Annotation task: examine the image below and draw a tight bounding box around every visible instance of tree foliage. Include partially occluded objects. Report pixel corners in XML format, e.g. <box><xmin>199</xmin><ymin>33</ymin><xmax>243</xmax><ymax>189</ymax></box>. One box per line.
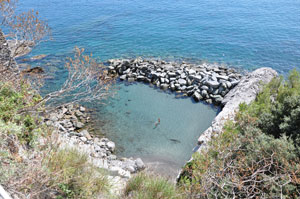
<box><xmin>0</xmin><ymin>0</ymin><xmax>51</xmax><ymax>61</ymax></box>
<box><xmin>40</xmin><ymin>47</ymin><xmax>115</xmax><ymax>108</ymax></box>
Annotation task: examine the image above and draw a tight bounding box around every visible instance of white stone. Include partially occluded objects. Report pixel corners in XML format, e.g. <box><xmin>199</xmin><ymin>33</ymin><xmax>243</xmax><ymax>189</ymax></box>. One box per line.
<box><xmin>107</xmin><ymin>141</ymin><xmax>116</xmax><ymax>152</ymax></box>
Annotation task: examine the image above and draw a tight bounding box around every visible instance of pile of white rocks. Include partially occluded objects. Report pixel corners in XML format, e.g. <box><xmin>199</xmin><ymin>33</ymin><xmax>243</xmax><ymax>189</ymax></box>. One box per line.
<box><xmin>107</xmin><ymin>58</ymin><xmax>243</xmax><ymax>105</ymax></box>
<box><xmin>44</xmin><ymin>104</ymin><xmax>145</xmax><ymax>180</ymax></box>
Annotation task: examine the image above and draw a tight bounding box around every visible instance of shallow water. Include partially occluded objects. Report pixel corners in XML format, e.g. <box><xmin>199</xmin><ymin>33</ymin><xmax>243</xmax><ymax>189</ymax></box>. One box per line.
<box><xmin>93</xmin><ymin>82</ymin><xmax>218</xmax><ymax>177</ymax></box>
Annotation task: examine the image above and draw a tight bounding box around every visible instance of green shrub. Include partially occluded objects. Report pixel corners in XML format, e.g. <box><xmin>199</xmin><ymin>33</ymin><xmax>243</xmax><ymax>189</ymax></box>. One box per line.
<box><xmin>47</xmin><ymin>148</ymin><xmax>109</xmax><ymax>199</ymax></box>
<box><xmin>240</xmin><ymin>69</ymin><xmax>300</xmax><ymax>144</ymax></box>
<box><xmin>179</xmin><ymin>69</ymin><xmax>300</xmax><ymax>198</ymax></box>
<box><xmin>179</xmin><ymin>121</ymin><xmax>300</xmax><ymax>198</ymax></box>
<box><xmin>124</xmin><ymin>173</ymin><xmax>182</xmax><ymax>199</ymax></box>
<box><xmin>0</xmin><ymin>82</ymin><xmax>109</xmax><ymax>198</ymax></box>
<box><xmin>0</xmin><ymin>82</ymin><xmax>42</xmax><ymax>146</ymax></box>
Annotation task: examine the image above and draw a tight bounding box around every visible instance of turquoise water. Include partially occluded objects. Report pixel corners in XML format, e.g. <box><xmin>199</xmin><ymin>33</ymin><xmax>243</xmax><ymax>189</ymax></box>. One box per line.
<box><xmin>15</xmin><ymin>0</ymin><xmax>300</xmax><ymax>175</ymax></box>
<box><xmin>94</xmin><ymin>82</ymin><xmax>218</xmax><ymax>176</ymax></box>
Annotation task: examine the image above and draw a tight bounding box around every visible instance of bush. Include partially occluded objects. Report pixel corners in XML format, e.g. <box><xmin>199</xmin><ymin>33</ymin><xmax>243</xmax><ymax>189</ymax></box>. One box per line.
<box><xmin>0</xmin><ymin>83</ymin><xmax>110</xmax><ymax>199</ymax></box>
<box><xmin>0</xmin><ymin>82</ymin><xmax>43</xmax><ymax>146</ymax></box>
<box><xmin>179</xmin><ymin>120</ymin><xmax>300</xmax><ymax>198</ymax></box>
<box><xmin>178</xmin><ymin>69</ymin><xmax>300</xmax><ymax>198</ymax></box>
<box><xmin>47</xmin><ymin>148</ymin><xmax>109</xmax><ymax>199</ymax></box>
<box><xmin>124</xmin><ymin>173</ymin><xmax>182</xmax><ymax>199</ymax></box>
<box><xmin>241</xmin><ymin>69</ymin><xmax>300</xmax><ymax>144</ymax></box>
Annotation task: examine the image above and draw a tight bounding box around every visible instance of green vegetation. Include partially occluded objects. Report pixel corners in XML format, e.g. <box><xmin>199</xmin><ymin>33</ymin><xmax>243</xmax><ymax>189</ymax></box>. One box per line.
<box><xmin>0</xmin><ymin>82</ymin><xmax>110</xmax><ymax>199</ymax></box>
<box><xmin>0</xmin><ymin>82</ymin><xmax>43</xmax><ymax>146</ymax></box>
<box><xmin>48</xmin><ymin>148</ymin><xmax>109</xmax><ymax>199</ymax></box>
<box><xmin>124</xmin><ymin>172</ymin><xmax>182</xmax><ymax>199</ymax></box>
<box><xmin>179</xmin><ymin>70</ymin><xmax>300</xmax><ymax>198</ymax></box>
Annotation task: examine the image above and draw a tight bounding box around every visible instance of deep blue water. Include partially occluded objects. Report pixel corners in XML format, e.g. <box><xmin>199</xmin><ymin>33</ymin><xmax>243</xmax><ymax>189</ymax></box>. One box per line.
<box><xmin>15</xmin><ymin>0</ymin><xmax>300</xmax><ymax>176</ymax></box>
<box><xmin>18</xmin><ymin>0</ymin><xmax>300</xmax><ymax>73</ymax></box>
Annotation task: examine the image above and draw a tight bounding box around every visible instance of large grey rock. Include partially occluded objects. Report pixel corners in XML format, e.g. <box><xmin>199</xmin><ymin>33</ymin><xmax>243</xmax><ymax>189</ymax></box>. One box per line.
<box><xmin>178</xmin><ymin>79</ymin><xmax>187</xmax><ymax>85</ymax></box>
<box><xmin>119</xmin><ymin>75</ymin><xmax>127</xmax><ymax>81</ymax></box>
<box><xmin>188</xmin><ymin>69</ymin><xmax>196</xmax><ymax>75</ymax></box>
<box><xmin>192</xmin><ymin>91</ymin><xmax>202</xmax><ymax>102</ymax></box>
<box><xmin>80</xmin><ymin>130</ymin><xmax>92</xmax><ymax>140</ymax></box>
<box><xmin>135</xmin><ymin>158</ymin><xmax>145</xmax><ymax>170</ymax></box>
<box><xmin>197</xmin><ymin>67</ymin><xmax>278</xmax><ymax>150</ymax></box>
<box><xmin>74</xmin><ymin>121</ymin><xmax>84</xmax><ymax>129</ymax></box>
<box><xmin>168</xmin><ymin>72</ymin><xmax>176</xmax><ymax>77</ymax></box>
<box><xmin>160</xmin><ymin>84</ymin><xmax>169</xmax><ymax>90</ymax></box>
<box><xmin>107</xmin><ymin>141</ymin><xmax>116</xmax><ymax>152</ymax></box>
<box><xmin>128</xmin><ymin>77</ymin><xmax>135</xmax><ymax>82</ymax></box>
<box><xmin>206</xmin><ymin>80</ymin><xmax>220</xmax><ymax>88</ymax></box>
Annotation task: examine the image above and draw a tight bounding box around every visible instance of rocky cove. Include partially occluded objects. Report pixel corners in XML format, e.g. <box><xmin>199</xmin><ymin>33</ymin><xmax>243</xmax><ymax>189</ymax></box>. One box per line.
<box><xmin>44</xmin><ymin>58</ymin><xmax>278</xmax><ymax>183</ymax></box>
<box><xmin>38</xmin><ymin>58</ymin><xmax>247</xmax><ymax>187</ymax></box>
<box><xmin>104</xmin><ymin>58</ymin><xmax>277</xmax><ymax>181</ymax></box>
<box><xmin>0</xmin><ymin>26</ymin><xmax>278</xmax><ymax>195</ymax></box>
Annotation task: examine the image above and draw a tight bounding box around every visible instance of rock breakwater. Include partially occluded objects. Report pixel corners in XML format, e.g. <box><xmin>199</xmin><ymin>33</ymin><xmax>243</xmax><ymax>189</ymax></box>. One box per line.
<box><xmin>107</xmin><ymin>58</ymin><xmax>243</xmax><ymax>105</ymax></box>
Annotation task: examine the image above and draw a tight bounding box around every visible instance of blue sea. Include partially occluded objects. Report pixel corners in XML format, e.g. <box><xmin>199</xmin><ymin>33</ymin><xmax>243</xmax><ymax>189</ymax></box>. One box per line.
<box><xmin>16</xmin><ymin>0</ymin><xmax>300</xmax><ymax>177</ymax></box>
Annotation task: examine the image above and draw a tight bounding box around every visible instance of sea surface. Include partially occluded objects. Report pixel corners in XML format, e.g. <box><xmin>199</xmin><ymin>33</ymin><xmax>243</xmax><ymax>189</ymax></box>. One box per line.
<box><xmin>15</xmin><ymin>0</ymin><xmax>300</xmax><ymax>177</ymax></box>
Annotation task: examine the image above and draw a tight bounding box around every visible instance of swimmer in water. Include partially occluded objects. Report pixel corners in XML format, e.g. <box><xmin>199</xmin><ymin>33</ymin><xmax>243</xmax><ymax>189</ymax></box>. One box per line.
<box><xmin>154</xmin><ymin>118</ymin><xmax>160</xmax><ymax>128</ymax></box>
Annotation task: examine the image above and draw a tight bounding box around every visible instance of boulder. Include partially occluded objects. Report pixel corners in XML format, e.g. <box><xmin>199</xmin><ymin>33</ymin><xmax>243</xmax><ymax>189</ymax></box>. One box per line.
<box><xmin>74</xmin><ymin>121</ymin><xmax>84</xmax><ymax>129</ymax></box>
<box><xmin>178</xmin><ymin>79</ymin><xmax>187</xmax><ymax>85</ymax></box>
<box><xmin>160</xmin><ymin>84</ymin><xmax>169</xmax><ymax>90</ymax></box>
<box><xmin>201</xmin><ymin>89</ymin><xmax>208</xmax><ymax>96</ymax></box>
<box><xmin>193</xmin><ymin>75</ymin><xmax>202</xmax><ymax>82</ymax></box>
<box><xmin>80</xmin><ymin>130</ymin><xmax>92</xmax><ymax>140</ymax></box>
<box><xmin>168</xmin><ymin>72</ymin><xmax>176</xmax><ymax>77</ymax></box>
<box><xmin>135</xmin><ymin>158</ymin><xmax>145</xmax><ymax>170</ymax></box>
<box><xmin>192</xmin><ymin>91</ymin><xmax>202</xmax><ymax>102</ymax></box>
<box><xmin>128</xmin><ymin>77</ymin><xmax>135</xmax><ymax>82</ymax></box>
<box><xmin>120</xmin><ymin>75</ymin><xmax>127</xmax><ymax>81</ymax></box>
<box><xmin>79</xmin><ymin>106</ymin><xmax>86</xmax><ymax>112</ymax></box>
<box><xmin>188</xmin><ymin>69</ymin><xmax>196</xmax><ymax>75</ymax></box>
<box><xmin>107</xmin><ymin>141</ymin><xmax>116</xmax><ymax>152</ymax></box>
<box><xmin>206</xmin><ymin>80</ymin><xmax>220</xmax><ymax>88</ymax></box>
<box><xmin>137</xmin><ymin>76</ymin><xmax>145</xmax><ymax>81</ymax></box>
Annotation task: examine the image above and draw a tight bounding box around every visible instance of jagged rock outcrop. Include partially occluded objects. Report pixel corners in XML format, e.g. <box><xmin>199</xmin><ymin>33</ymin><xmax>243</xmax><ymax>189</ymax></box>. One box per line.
<box><xmin>197</xmin><ymin>67</ymin><xmax>278</xmax><ymax>151</ymax></box>
<box><xmin>0</xmin><ymin>29</ymin><xmax>18</xmax><ymax>81</ymax></box>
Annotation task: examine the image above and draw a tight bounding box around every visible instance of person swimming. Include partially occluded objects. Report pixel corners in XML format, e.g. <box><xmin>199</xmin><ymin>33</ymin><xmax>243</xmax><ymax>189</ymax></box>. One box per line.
<box><xmin>154</xmin><ymin>118</ymin><xmax>160</xmax><ymax>128</ymax></box>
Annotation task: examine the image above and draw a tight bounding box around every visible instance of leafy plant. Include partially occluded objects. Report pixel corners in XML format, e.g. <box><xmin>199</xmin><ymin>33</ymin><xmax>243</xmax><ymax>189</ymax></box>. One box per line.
<box><xmin>178</xmin><ymin>69</ymin><xmax>300</xmax><ymax>198</ymax></box>
<box><xmin>124</xmin><ymin>173</ymin><xmax>182</xmax><ymax>199</ymax></box>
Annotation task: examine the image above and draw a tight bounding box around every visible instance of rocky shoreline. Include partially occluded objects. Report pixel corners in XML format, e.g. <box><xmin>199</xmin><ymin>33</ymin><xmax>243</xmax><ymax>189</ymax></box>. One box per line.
<box><xmin>43</xmin><ymin>104</ymin><xmax>145</xmax><ymax>194</ymax></box>
<box><xmin>107</xmin><ymin>58</ymin><xmax>243</xmax><ymax>105</ymax></box>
